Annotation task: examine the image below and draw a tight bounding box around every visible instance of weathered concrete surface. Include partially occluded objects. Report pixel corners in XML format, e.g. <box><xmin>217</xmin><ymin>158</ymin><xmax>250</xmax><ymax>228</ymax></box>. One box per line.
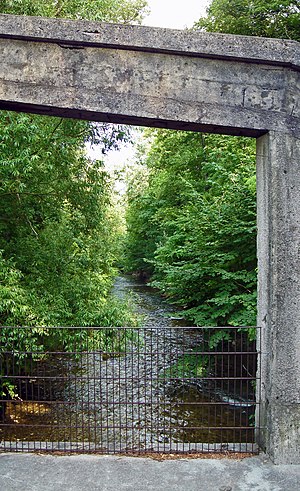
<box><xmin>0</xmin><ymin>13</ymin><xmax>299</xmax><ymax>464</ymax></box>
<box><xmin>0</xmin><ymin>453</ymin><xmax>300</xmax><ymax>491</ymax></box>
<box><xmin>0</xmin><ymin>14</ymin><xmax>299</xmax><ymax>137</ymax></box>
<box><xmin>0</xmin><ymin>14</ymin><xmax>299</xmax><ymax>69</ymax></box>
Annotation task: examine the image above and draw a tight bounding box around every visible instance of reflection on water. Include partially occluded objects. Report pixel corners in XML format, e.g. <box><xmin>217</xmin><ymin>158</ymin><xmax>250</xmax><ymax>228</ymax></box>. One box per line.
<box><xmin>166</xmin><ymin>387</ymin><xmax>254</xmax><ymax>444</ymax></box>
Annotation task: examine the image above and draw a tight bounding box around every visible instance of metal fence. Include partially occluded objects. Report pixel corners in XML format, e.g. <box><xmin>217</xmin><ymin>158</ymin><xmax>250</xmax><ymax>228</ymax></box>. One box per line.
<box><xmin>0</xmin><ymin>326</ymin><xmax>261</xmax><ymax>454</ymax></box>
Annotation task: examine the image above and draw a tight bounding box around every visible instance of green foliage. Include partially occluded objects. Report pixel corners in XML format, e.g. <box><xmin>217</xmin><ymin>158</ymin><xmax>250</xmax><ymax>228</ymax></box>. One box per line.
<box><xmin>0</xmin><ymin>110</ymin><xmax>140</xmax><ymax>410</ymax></box>
<box><xmin>0</xmin><ymin>251</ymin><xmax>35</xmax><ymax>326</ymax></box>
<box><xmin>123</xmin><ymin>166</ymin><xmax>159</xmax><ymax>277</ymax></box>
<box><xmin>0</xmin><ymin>114</ymin><xmax>140</xmax><ymax>402</ymax></box>
<box><xmin>1</xmin><ymin>379</ymin><xmax>19</xmax><ymax>399</ymax></box>
<box><xmin>195</xmin><ymin>0</ymin><xmax>300</xmax><ymax>40</ymax></box>
<box><xmin>0</xmin><ymin>108</ymin><xmax>142</xmax><ymax>328</ymax></box>
<box><xmin>164</xmin><ymin>349</ymin><xmax>208</xmax><ymax>380</ymax></box>
<box><xmin>124</xmin><ymin>130</ymin><xmax>257</xmax><ymax>327</ymax></box>
<box><xmin>0</xmin><ymin>0</ymin><xmax>149</xmax><ymax>24</ymax></box>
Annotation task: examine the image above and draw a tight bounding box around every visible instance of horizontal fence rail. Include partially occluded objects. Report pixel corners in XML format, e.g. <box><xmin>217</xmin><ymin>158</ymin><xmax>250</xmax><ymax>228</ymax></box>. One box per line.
<box><xmin>0</xmin><ymin>326</ymin><xmax>261</xmax><ymax>454</ymax></box>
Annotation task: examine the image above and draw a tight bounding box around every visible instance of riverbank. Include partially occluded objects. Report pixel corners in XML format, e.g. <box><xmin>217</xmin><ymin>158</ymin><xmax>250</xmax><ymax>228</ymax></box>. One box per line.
<box><xmin>0</xmin><ymin>452</ymin><xmax>299</xmax><ymax>490</ymax></box>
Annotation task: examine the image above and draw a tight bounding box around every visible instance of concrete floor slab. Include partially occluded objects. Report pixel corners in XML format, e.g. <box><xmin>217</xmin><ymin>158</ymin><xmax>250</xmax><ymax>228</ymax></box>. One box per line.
<box><xmin>0</xmin><ymin>453</ymin><xmax>300</xmax><ymax>491</ymax></box>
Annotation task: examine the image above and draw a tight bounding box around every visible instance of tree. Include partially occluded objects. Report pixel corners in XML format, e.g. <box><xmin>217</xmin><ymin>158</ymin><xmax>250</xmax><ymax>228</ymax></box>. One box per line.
<box><xmin>195</xmin><ymin>0</ymin><xmax>300</xmax><ymax>40</ymax></box>
<box><xmin>0</xmin><ymin>0</ymin><xmax>149</xmax><ymax>24</ymax></box>
<box><xmin>0</xmin><ymin>0</ymin><xmax>148</xmax><ymax>328</ymax></box>
<box><xmin>124</xmin><ymin>130</ymin><xmax>257</xmax><ymax>327</ymax></box>
<box><xmin>0</xmin><ymin>104</ymin><xmax>137</xmax><ymax>327</ymax></box>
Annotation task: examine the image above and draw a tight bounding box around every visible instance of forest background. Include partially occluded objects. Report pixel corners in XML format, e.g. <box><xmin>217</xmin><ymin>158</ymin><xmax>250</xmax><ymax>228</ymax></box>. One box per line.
<box><xmin>0</xmin><ymin>1</ymin><xmax>299</xmax><ymax>393</ymax></box>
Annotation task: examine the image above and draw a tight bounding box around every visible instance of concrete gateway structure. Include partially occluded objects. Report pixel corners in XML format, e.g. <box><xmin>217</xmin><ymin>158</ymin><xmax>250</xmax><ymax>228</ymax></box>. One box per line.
<box><xmin>0</xmin><ymin>13</ymin><xmax>299</xmax><ymax>464</ymax></box>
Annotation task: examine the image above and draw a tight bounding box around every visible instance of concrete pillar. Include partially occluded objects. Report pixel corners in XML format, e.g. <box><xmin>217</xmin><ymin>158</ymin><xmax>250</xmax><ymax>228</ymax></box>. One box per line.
<box><xmin>256</xmin><ymin>131</ymin><xmax>300</xmax><ymax>464</ymax></box>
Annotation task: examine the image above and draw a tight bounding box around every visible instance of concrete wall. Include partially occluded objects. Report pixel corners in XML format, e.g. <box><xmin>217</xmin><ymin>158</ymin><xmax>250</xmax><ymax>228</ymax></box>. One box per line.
<box><xmin>0</xmin><ymin>13</ymin><xmax>299</xmax><ymax>464</ymax></box>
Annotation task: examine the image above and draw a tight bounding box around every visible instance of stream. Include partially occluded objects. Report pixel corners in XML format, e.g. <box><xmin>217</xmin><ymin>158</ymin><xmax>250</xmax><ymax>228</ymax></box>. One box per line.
<box><xmin>1</xmin><ymin>275</ymin><xmax>255</xmax><ymax>452</ymax></box>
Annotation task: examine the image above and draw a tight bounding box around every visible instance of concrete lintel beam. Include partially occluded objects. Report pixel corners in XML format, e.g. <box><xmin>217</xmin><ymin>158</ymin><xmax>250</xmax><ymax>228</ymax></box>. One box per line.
<box><xmin>0</xmin><ymin>13</ymin><xmax>299</xmax><ymax>71</ymax></box>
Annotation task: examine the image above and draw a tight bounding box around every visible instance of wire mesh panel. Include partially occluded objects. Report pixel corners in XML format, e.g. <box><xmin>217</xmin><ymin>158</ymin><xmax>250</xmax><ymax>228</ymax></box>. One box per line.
<box><xmin>0</xmin><ymin>326</ymin><xmax>261</xmax><ymax>454</ymax></box>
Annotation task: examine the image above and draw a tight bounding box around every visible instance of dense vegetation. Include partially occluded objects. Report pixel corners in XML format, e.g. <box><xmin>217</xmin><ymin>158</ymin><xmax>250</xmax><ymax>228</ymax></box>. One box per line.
<box><xmin>0</xmin><ymin>0</ymin><xmax>149</xmax><ymax>23</ymax></box>
<box><xmin>123</xmin><ymin>0</ymin><xmax>300</xmax><ymax>328</ymax></box>
<box><xmin>124</xmin><ymin>132</ymin><xmax>257</xmax><ymax>327</ymax></box>
<box><xmin>0</xmin><ymin>114</ymin><xmax>136</xmax><ymax>328</ymax></box>
<box><xmin>195</xmin><ymin>0</ymin><xmax>300</xmax><ymax>40</ymax></box>
<box><xmin>0</xmin><ymin>0</ymin><xmax>148</xmax><ymax>404</ymax></box>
